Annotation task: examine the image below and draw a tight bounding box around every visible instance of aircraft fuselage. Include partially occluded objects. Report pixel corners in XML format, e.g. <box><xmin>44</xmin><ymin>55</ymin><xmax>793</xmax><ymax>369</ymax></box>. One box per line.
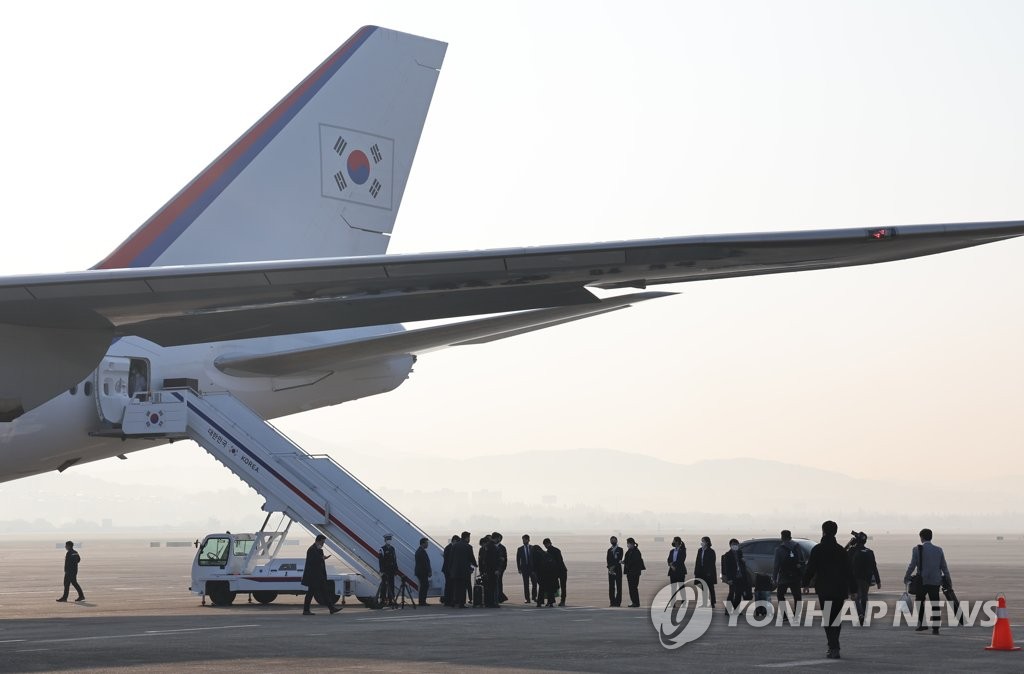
<box><xmin>0</xmin><ymin>331</ymin><xmax>414</xmax><ymax>481</ymax></box>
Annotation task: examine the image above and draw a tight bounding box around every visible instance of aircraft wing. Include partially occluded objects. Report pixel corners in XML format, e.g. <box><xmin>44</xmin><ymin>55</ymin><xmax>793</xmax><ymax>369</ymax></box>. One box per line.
<box><xmin>2</xmin><ymin>219</ymin><xmax>1023</xmax><ymax>416</ymax></box>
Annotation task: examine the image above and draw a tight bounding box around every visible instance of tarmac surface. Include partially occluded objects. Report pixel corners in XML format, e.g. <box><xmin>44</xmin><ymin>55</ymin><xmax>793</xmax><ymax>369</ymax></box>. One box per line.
<box><xmin>1</xmin><ymin>532</ymin><xmax>1022</xmax><ymax>672</ymax></box>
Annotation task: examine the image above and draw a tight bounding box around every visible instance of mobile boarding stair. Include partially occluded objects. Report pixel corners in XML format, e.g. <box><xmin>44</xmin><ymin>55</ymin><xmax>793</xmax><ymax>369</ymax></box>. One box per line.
<box><xmin>118</xmin><ymin>384</ymin><xmax>444</xmax><ymax>605</ymax></box>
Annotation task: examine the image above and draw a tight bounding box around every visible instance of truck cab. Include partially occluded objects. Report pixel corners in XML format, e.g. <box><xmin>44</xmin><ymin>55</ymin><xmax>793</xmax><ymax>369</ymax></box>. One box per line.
<box><xmin>190</xmin><ymin>529</ymin><xmax>363</xmax><ymax>607</ymax></box>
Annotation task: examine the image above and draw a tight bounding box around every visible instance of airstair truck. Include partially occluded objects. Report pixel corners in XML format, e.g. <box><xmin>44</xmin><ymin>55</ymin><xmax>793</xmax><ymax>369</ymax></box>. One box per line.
<box><xmin>189</xmin><ymin>516</ymin><xmax>369</xmax><ymax>606</ymax></box>
<box><xmin>115</xmin><ymin>381</ymin><xmax>444</xmax><ymax>606</ymax></box>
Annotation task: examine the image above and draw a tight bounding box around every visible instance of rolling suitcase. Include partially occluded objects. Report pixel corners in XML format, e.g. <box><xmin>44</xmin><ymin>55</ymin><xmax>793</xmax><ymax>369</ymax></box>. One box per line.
<box><xmin>472</xmin><ymin>574</ymin><xmax>484</xmax><ymax>608</ymax></box>
<box><xmin>753</xmin><ymin>573</ymin><xmax>774</xmax><ymax>620</ymax></box>
<box><xmin>942</xmin><ymin>584</ymin><xmax>963</xmax><ymax>625</ymax></box>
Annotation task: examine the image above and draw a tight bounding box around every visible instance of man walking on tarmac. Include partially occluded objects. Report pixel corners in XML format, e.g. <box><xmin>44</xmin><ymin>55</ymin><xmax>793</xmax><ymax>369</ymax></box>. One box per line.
<box><xmin>904</xmin><ymin>528</ymin><xmax>951</xmax><ymax>634</ymax></box>
<box><xmin>56</xmin><ymin>541</ymin><xmax>84</xmax><ymax>603</ymax></box>
<box><xmin>847</xmin><ymin>531</ymin><xmax>881</xmax><ymax>625</ymax></box>
<box><xmin>302</xmin><ymin>534</ymin><xmax>341</xmax><ymax>615</ymax></box>
<box><xmin>802</xmin><ymin>521</ymin><xmax>852</xmax><ymax>660</ymax></box>
<box><xmin>772</xmin><ymin>530</ymin><xmax>804</xmax><ymax>621</ymax></box>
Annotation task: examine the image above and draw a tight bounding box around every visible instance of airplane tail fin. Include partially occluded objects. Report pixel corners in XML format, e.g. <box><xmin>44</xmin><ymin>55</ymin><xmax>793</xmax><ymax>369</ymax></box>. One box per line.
<box><xmin>95</xmin><ymin>27</ymin><xmax>446</xmax><ymax>269</ymax></box>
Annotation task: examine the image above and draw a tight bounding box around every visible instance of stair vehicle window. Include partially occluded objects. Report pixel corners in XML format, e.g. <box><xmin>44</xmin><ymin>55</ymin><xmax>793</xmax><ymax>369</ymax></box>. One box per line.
<box><xmin>198</xmin><ymin>537</ymin><xmax>230</xmax><ymax>567</ymax></box>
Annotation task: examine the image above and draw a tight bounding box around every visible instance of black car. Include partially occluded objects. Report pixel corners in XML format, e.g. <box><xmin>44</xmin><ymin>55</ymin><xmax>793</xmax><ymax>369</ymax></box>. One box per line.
<box><xmin>737</xmin><ymin>537</ymin><xmax>814</xmax><ymax>588</ymax></box>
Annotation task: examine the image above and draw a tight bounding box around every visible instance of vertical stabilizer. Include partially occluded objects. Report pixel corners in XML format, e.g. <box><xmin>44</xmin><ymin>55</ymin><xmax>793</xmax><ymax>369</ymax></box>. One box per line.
<box><xmin>95</xmin><ymin>26</ymin><xmax>446</xmax><ymax>269</ymax></box>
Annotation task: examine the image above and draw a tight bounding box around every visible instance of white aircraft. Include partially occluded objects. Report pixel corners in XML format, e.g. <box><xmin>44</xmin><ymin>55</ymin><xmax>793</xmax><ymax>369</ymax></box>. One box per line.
<box><xmin>1</xmin><ymin>26</ymin><xmax>1022</xmax><ymax>482</ymax></box>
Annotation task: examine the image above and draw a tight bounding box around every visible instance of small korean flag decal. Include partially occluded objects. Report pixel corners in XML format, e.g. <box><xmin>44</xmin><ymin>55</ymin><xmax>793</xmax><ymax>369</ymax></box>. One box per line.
<box><xmin>320</xmin><ymin>124</ymin><xmax>394</xmax><ymax>210</ymax></box>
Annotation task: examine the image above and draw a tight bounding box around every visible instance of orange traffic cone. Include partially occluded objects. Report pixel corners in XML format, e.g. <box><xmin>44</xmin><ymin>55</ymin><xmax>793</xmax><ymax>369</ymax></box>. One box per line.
<box><xmin>986</xmin><ymin>595</ymin><xmax>1021</xmax><ymax>651</ymax></box>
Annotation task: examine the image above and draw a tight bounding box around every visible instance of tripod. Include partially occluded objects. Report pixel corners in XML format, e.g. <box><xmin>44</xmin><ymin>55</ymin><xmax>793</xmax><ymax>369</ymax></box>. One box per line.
<box><xmin>375</xmin><ymin>575</ymin><xmax>417</xmax><ymax>610</ymax></box>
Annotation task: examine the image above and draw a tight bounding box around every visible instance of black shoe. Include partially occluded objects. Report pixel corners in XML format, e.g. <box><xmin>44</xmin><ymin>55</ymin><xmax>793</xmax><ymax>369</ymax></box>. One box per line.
<box><xmin>536</xmin><ymin>602</ymin><xmax>543</xmax><ymax>607</ymax></box>
<box><xmin>915</xmin><ymin>626</ymin><xmax>928</xmax><ymax>632</ymax></box>
<box><xmin>329</xmin><ymin>606</ymin><xmax>341</xmax><ymax>614</ymax></box>
<box><xmin>558</xmin><ymin>601</ymin><xmax>565</xmax><ymax>606</ymax></box>
<box><xmin>932</xmin><ymin>628</ymin><xmax>940</xmax><ymax>635</ymax></box>
<box><xmin>75</xmin><ymin>597</ymin><xmax>85</xmax><ymax>602</ymax></box>
<box><xmin>525</xmin><ymin>600</ymin><xmax>532</xmax><ymax>604</ymax></box>
<box><xmin>302</xmin><ymin>610</ymin><xmax>315</xmax><ymax>615</ymax></box>
<box><xmin>826</xmin><ymin>649</ymin><xmax>840</xmax><ymax>659</ymax></box>
<box><xmin>628</xmin><ymin>603</ymin><xmax>640</xmax><ymax>608</ymax></box>
<box><xmin>55</xmin><ymin>598</ymin><xmax>67</xmax><ymax>602</ymax></box>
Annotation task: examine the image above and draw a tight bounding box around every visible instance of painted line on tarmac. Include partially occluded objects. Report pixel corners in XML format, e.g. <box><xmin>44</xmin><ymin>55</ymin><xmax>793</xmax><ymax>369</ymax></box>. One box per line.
<box><xmin>14</xmin><ymin>649</ymin><xmax>49</xmax><ymax>653</ymax></box>
<box><xmin>757</xmin><ymin>659</ymin><xmax>836</xmax><ymax>668</ymax></box>
<box><xmin>356</xmin><ymin>614</ymin><xmax>481</xmax><ymax>623</ymax></box>
<box><xmin>30</xmin><ymin>624</ymin><xmax>260</xmax><ymax>644</ymax></box>
<box><xmin>144</xmin><ymin>625</ymin><xmax>261</xmax><ymax>634</ymax></box>
<box><xmin>0</xmin><ymin>639</ymin><xmax>26</xmax><ymax>643</ymax></box>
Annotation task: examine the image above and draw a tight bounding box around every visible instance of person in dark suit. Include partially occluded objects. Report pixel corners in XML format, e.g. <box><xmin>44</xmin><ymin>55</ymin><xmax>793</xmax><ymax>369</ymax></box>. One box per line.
<box><xmin>847</xmin><ymin>531</ymin><xmax>880</xmax><ymax>625</ymax></box>
<box><xmin>449</xmin><ymin>535</ymin><xmax>474</xmax><ymax>608</ymax></box>
<box><xmin>516</xmin><ymin>534</ymin><xmax>538</xmax><ymax>603</ymax></box>
<box><xmin>623</xmin><ymin>537</ymin><xmax>646</xmax><ymax>608</ymax></box>
<box><xmin>694</xmin><ymin>536</ymin><xmax>717</xmax><ymax>608</ymax></box>
<box><xmin>378</xmin><ymin>533</ymin><xmax>398</xmax><ymax>606</ymax></box>
<box><xmin>56</xmin><ymin>541</ymin><xmax>84</xmax><ymax>602</ymax></box>
<box><xmin>667</xmin><ymin>536</ymin><xmax>687</xmax><ymax>597</ymax></box>
<box><xmin>772</xmin><ymin>529</ymin><xmax>805</xmax><ymax>621</ymax></box>
<box><xmin>802</xmin><ymin>520</ymin><xmax>853</xmax><ymax>660</ymax></box>
<box><xmin>721</xmin><ymin>538</ymin><xmax>749</xmax><ymax>611</ymax></box>
<box><xmin>414</xmin><ymin>537</ymin><xmax>432</xmax><ymax>606</ymax></box>
<box><xmin>607</xmin><ymin>535</ymin><xmax>624</xmax><ymax>607</ymax></box>
<box><xmin>301</xmin><ymin>534</ymin><xmax>341</xmax><ymax>615</ymax></box>
<box><xmin>532</xmin><ymin>544</ymin><xmax>557</xmax><ymax>607</ymax></box>
<box><xmin>441</xmin><ymin>534</ymin><xmax>458</xmax><ymax>606</ymax></box>
<box><xmin>479</xmin><ymin>535</ymin><xmax>501</xmax><ymax>607</ymax></box>
<box><xmin>492</xmin><ymin>532</ymin><xmax>509</xmax><ymax>603</ymax></box>
<box><xmin>460</xmin><ymin>531</ymin><xmax>477</xmax><ymax>605</ymax></box>
<box><xmin>543</xmin><ymin>538</ymin><xmax>568</xmax><ymax>606</ymax></box>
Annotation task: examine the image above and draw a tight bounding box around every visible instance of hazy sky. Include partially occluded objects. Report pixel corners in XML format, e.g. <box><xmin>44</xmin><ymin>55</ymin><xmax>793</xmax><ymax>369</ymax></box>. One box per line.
<box><xmin>1</xmin><ymin>0</ymin><xmax>1023</xmax><ymax>501</ymax></box>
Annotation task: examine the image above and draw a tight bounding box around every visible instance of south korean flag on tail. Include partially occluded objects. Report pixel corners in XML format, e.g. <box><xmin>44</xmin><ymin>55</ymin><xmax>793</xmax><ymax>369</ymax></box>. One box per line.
<box><xmin>320</xmin><ymin>124</ymin><xmax>394</xmax><ymax>210</ymax></box>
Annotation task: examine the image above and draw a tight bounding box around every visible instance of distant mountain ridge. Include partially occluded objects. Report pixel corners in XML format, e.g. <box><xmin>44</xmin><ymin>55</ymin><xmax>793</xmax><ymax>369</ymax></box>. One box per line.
<box><xmin>3</xmin><ymin>442</ymin><xmax>1020</xmax><ymax>532</ymax></box>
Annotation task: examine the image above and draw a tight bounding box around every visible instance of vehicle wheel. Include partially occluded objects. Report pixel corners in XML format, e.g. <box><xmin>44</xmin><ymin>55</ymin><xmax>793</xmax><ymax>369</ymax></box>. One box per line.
<box><xmin>252</xmin><ymin>591</ymin><xmax>277</xmax><ymax>605</ymax></box>
<box><xmin>207</xmin><ymin>582</ymin><xmax>237</xmax><ymax>606</ymax></box>
<box><xmin>318</xmin><ymin>581</ymin><xmax>341</xmax><ymax>606</ymax></box>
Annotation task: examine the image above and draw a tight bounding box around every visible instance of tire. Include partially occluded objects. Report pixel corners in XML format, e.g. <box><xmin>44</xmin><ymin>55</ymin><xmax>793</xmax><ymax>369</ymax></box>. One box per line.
<box><xmin>207</xmin><ymin>582</ymin><xmax>237</xmax><ymax>606</ymax></box>
<box><xmin>318</xmin><ymin>581</ymin><xmax>341</xmax><ymax>607</ymax></box>
<box><xmin>252</xmin><ymin>591</ymin><xmax>277</xmax><ymax>605</ymax></box>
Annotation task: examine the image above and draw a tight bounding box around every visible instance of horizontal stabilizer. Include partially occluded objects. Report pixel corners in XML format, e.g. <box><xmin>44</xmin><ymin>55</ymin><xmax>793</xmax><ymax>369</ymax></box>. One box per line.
<box><xmin>215</xmin><ymin>291</ymin><xmax>673</xmax><ymax>377</ymax></box>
